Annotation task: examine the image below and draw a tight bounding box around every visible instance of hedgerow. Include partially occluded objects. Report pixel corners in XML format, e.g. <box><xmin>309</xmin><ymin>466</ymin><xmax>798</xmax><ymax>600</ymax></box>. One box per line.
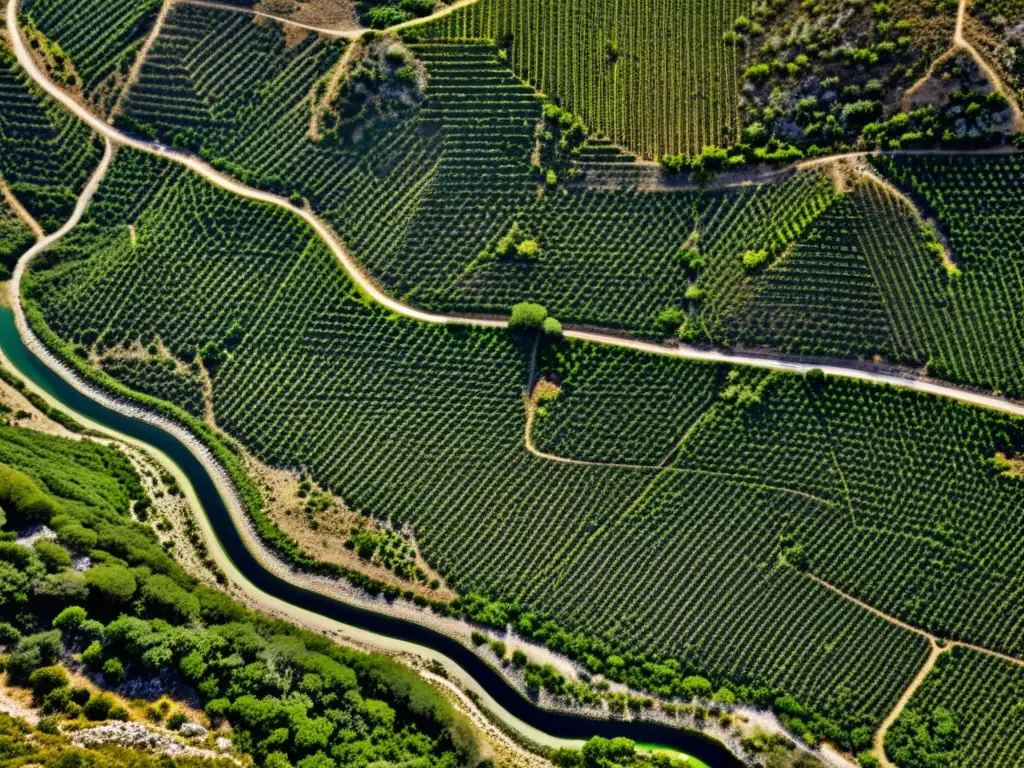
<box><xmin>0</xmin><ymin>46</ymin><xmax>102</xmax><ymax>231</ymax></box>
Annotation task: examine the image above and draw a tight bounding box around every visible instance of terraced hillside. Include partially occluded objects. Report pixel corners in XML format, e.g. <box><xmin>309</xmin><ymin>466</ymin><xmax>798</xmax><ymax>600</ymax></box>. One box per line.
<box><xmin>0</xmin><ymin>46</ymin><xmax>102</xmax><ymax>232</ymax></box>
<box><xmin>407</xmin><ymin>0</ymin><xmax>751</xmax><ymax>158</ymax></box>
<box><xmin>873</xmin><ymin>154</ymin><xmax>1024</xmax><ymax>396</ymax></box>
<box><xmin>20</xmin><ymin>0</ymin><xmax>162</xmax><ymax>114</ymax></box>
<box><xmin>117</xmin><ymin>4</ymin><xmax>846</xmax><ymax>331</ymax></box>
<box><xmin>25</xmin><ymin>145</ymin><xmax>1024</xmax><ymax>752</ymax></box>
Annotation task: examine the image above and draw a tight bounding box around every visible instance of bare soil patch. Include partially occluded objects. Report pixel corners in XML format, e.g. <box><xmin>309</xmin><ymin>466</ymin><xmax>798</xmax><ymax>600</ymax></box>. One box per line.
<box><xmin>247</xmin><ymin>455</ymin><xmax>457</xmax><ymax>601</ymax></box>
<box><xmin>255</xmin><ymin>0</ymin><xmax>358</xmax><ymax>30</ymax></box>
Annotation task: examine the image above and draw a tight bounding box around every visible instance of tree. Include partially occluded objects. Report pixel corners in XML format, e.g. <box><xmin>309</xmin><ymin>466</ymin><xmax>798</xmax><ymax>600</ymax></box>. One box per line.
<box><xmin>52</xmin><ymin>606</ymin><xmax>87</xmax><ymax>632</ymax></box>
<box><xmin>542</xmin><ymin>317</ymin><xmax>563</xmax><ymax>338</ymax></box>
<box><xmin>509</xmin><ymin>303</ymin><xmax>548</xmax><ymax>331</ymax></box>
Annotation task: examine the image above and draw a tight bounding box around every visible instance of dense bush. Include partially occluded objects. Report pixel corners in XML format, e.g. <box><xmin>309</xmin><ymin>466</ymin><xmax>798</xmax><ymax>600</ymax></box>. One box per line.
<box><xmin>0</xmin><ymin>425</ymin><xmax>478</xmax><ymax>767</ymax></box>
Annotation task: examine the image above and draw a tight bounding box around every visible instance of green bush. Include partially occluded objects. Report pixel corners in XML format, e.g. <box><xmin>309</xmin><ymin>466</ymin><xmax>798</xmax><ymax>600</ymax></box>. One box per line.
<box><xmin>84</xmin><ymin>564</ymin><xmax>137</xmax><ymax>604</ymax></box>
<box><xmin>83</xmin><ymin>692</ymin><xmax>115</xmax><ymax>721</ymax></box>
<box><xmin>139</xmin><ymin>574</ymin><xmax>200</xmax><ymax>624</ymax></box>
<box><xmin>34</xmin><ymin>540</ymin><xmax>71</xmax><ymax>573</ymax></box>
<box><xmin>509</xmin><ymin>302</ymin><xmax>548</xmax><ymax>331</ymax></box>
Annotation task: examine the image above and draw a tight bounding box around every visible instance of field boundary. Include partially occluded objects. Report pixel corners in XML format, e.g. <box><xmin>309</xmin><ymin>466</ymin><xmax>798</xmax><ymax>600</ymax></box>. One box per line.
<box><xmin>0</xmin><ymin>174</ymin><xmax>43</xmax><ymax>240</ymax></box>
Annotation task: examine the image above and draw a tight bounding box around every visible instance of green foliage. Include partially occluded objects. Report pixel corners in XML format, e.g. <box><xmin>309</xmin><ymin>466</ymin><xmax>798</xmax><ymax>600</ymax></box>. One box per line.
<box><xmin>112</xmin><ymin>9</ymin><xmax>842</xmax><ymax>337</ymax></box>
<box><xmin>139</xmin><ymin>573</ymin><xmax>200</xmax><ymax>624</ymax></box>
<box><xmin>0</xmin><ymin>196</ymin><xmax>35</xmax><ymax>277</ymax></box>
<box><xmin>869</xmin><ymin>155</ymin><xmax>1024</xmax><ymax>396</ymax></box>
<box><xmin>0</xmin><ymin>47</ymin><xmax>102</xmax><ymax>232</ymax></box>
<box><xmin>21</xmin><ymin>0</ymin><xmax>163</xmax><ymax>111</ymax></box>
<box><xmin>85</xmin><ymin>563</ymin><xmax>137</xmax><ymax>605</ymax></box>
<box><xmin>883</xmin><ymin>646</ymin><xmax>1024</xmax><ymax>767</ymax></box>
<box><xmin>34</xmin><ymin>539</ymin><xmax>71</xmax><ymax>573</ymax></box>
<box><xmin>0</xmin><ymin>712</ymin><xmax>237</xmax><ymax>767</ymax></box>
<box><xmin>0</xmin><ymin>423</ymin><xmax>476</xmax><ymax>767</ymax></box>
<box><xmin>509</xmin><ymin>302</ymin><xmax>548</xmax><ymax>331</ymax></box>
<box><xmin>25</xmin><ymin>148</ymin><xmax>967</xmax><ymax>744</ymax></box>
<box><xmin>413</xmin><ymin>0</ymin><xmax>750</xmax><ymax>157</ymax></box>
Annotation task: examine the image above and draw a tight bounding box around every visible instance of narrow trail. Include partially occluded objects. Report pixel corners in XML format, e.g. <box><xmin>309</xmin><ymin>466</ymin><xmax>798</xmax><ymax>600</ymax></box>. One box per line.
<box><xmin>0</xmin><ymin>175</ymin><xmax>43</xmax><ymax>240</ymax></box>
<box><xmin>871</xmin><ymin>639</ymin><xmax>945</xmax><ymax>768</ymax></box>
<box><xmin>108</xmin><ymin>0</ymin><xmax>173</xmax><ymax>123</ymax></box>
<box><xmin>921</xmin><ymin>0</ymin><xmax>1024</xmax><ymax>130</ymax></box>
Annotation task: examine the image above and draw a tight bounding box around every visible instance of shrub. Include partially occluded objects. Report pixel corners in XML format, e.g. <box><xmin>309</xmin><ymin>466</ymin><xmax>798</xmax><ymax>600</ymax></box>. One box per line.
<box><xmin>83</xmin><ymin>692</ymin><xmax>115</xmax><ymax>721</ymax></box>
<box><xmin>84</xmin><ymin>564</ymin><xmax>137</xmax><ymax>604</ymax></box>
<box><xmin>509</xmin><ymin>303</ymin><xmax>548</xmax><ymax>331</ymax></box>
<box><xmin>516</xmin><ymin>239</ymin><xmax>540</xmax><ymax>259</ymax></box>
<box><xmin>139</xmin><ymin>574</ymin><xmax>199</xmax><ymax>624</ymax></box>
<box><xmin>34</xmin><ymin>540</ymin><xmax>71</xmax><ymax>573</ymax></box>
<box><xmin>29</xmin><ymin>666</ymin><xmax>69</xmax><ymax>700</ymax></box>
<box><xmin>655</xmin><ymin>308</ymin><xmax>686</xmax><ymax>335</ymax></box>
<box><xmin>542</xmin><ymin>317</ymin><xmax>563</xmax><ymax>337</ymax></box>
<box><xmin>102</xmin><ymin>658</ymin><xmax>125</xmax><ymax>685</ymax></box>
<box><xmin>511</xmin><ymin>649</ymin><xmax>528</xmax><ymax>667</ymax></box>
<box><xmin>167</xmin><ymin>711</ymin><xmax>189</xmax><ymax>730</ymax></box>
<box><xmin>81</xmin><ymin>641</ymin><xmax>103</xmax><ymax>670</ymax></box>
<box><xmin>742</xmin><ymin>249</ymin><xmax>769</xmax><ymax>271</ymax></box>
<box><xmin>0</xmin><ymin>622</ymin><xmax>21</xmax><ymax>647</ymax></box>
<box><xmin>53</xmin><ymin>606</ymin><xmax>88</xmax><ymax>632</ymax></box>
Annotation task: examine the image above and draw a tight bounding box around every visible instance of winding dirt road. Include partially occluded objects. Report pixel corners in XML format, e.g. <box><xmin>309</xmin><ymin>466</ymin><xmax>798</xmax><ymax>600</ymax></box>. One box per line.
<box><xmin>8</xmin><ymin>0</ymin><xmax>1024</xmax><ymax>424</ymax></box>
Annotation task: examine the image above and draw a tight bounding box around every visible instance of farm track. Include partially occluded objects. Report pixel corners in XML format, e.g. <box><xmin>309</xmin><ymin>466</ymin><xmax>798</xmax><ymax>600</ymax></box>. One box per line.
<box><xmin>0</xmin><ymin>174</ymin><xmax>43</xmax><ymax>240</ymax></box>
<box><xmin>108</xmin><ymin>0</ymin><xmax>173</xmax><ymax>122</ymax></box>
<box><xmin>10</xmin><ymin>1</ymin><xmax>1024</xmax><ymax>761</ymax></box>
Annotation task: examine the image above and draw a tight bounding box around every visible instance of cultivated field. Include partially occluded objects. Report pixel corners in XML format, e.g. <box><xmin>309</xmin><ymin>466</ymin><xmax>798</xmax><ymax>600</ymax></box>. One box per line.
<box><xmin>409</xmin><ymin>0</ymin><xmax>751</xmax><ymax>158</ymax></box>
<box><xmin>24</xmin><ymin>146</ymin><xmax>1024</xmax><ymax>754</ymax></box>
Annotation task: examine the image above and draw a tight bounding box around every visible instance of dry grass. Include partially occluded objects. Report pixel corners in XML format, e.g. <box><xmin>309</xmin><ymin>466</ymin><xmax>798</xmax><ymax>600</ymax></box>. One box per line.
<box><xmin>255</xmin><ymin>0</ymin><xmax>358</xmax><ymax>29</ymax></box>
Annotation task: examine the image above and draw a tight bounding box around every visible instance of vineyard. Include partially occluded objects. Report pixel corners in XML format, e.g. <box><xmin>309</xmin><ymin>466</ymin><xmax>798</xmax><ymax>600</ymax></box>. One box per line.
<box><xmin>534</xmin><ymin>339</ymin><xmax>1024</xmax><ymax>659</ymax></box>
<box><xmin>407</xmin><ymin>0</ymin><xmax>752</xmax><ymax>158</ymax></box>
<box><xmin>0</xmin><ymin>46</ymin><xmax>101</xmax><ymax>232</ymax></box>
<box><xmin>0</xmin><ymin>194</ymin><xmax>34</xmax><ymax>273</ymax></box>
<box><xmin>885</xmin><ymin>648</ymin><xmax>1024</xmax><ymax>767</ymax></box>
<box><xmin>24</xmin><ymin>147</ymin><xmax>949</xmax><ymax>742</ymax></box>
<box><xmin>708</xmin><ymin>178</ymin><xmax>950</xmax><ymax>363</ymax></box>
<box><xmin>20</xmin><ymin>0</ymin><xmax>162</xmax><ymax>114</ymax></box>
<box><xmin>873</xmin><ymin>154</ymin><xmax>1024</xmax><ymax>397</ymax></box>
<box><xmin>116</xmin><ymin>5</ymin><xmax>853</xmax><ymax>333</ymax></box>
